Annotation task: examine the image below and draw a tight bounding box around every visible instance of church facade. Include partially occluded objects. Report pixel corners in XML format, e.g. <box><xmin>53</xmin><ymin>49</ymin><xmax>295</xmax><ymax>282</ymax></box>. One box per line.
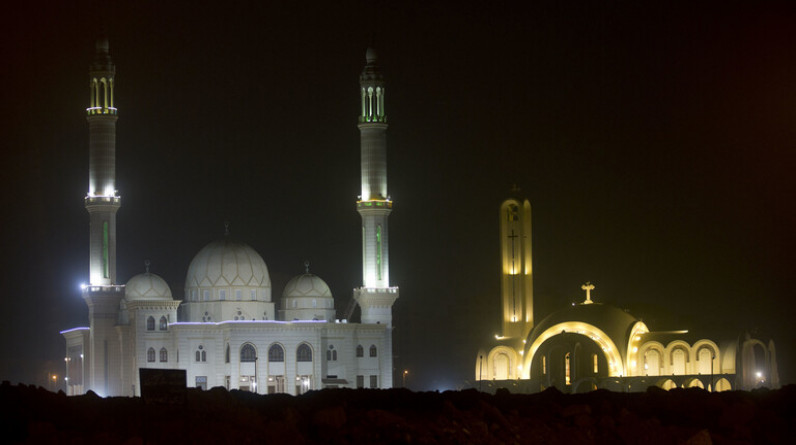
<box><xmin>62</xmin><ymin>39</ymin><xmax>398</xmax><ymax>397</ymax></box>
<box><xmin>475</xmin><ymin>193</ymin><xmax>779</xmax><ymax>393</ymax></box>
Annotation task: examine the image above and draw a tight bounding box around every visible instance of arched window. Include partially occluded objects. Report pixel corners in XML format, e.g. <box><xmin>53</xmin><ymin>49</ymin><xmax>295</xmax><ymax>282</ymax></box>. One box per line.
<box><xmin>195</xmin><ymin>350</ymin><xmax>200</xmax><ymax>362</ymax></box>
<box><xmin>240</xmin><ymin>343</ymin><xmax>257</xmax><ymax>362</ymax></box>
<box><xmin>225</xmin><ymin>344</ymin><xmax>230</xmax><ymax>363</ymax></box>
<box><xmin>565</xmin><ymin>352</ymin><xmax>571</xmax><ymax>385</ymax></box>
<box><xmin>159</xmin><ymin>316</ymin><xmax>168</xmax><ymax>331</ymax></box>
<box><xmin>146</xmin><ymin>316</ymin><xmax>155</xmax><ymax>331</ymax></box>
<box><xmin>369</xmin><ymin>345</ymin><xmax>378</xmax><ymax>357</ymax></box>
<box><xmin>542</xmin><ymin>355</ymin><xmax>547</xmax><ymax>375</ymax></box>
<box><xmin>326</xmin><ymin>345</ymin><xmax>337</xmax><ymax>361</ymax></box>
<box><xmin>160</xmin><ymin>348</ymin><xmax>168</xmax><ymax>362</ymax></box>
<box><xmin>196</xmin><ymin>345</ymin><xmax>206</xmax><ymax>362</ymax></box>
<box><xmin>268</xmin><ymin>344</ymin><xmax>284</xmax><ymax>362</ymax></box>
<box><xmin>297</xmin><ymin>344</ymin><xmax>312</xmax><ymax>362</ymax></box>
<box><xmin>593</xmin><ymin>353</ymin><xmax>599</xmax><ymax>373</ymax></box>
<box><xmin>147</xmin><ymin>348</ymin><xmax>155</xmax><ymax>363</ymax></box>
<box><xmin>356</xmin><ymin>345</ymin><xmax>364</xmax><ymax>357</ymax></box>
<box><xmin>202</xmin><ymin>351</ymin><xmax>207</xmax><ymax>362</ymax></box>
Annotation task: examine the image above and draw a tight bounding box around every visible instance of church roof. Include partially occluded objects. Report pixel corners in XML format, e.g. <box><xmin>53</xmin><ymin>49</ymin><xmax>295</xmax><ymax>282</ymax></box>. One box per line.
<box><xmin>527</xmin><ymin>303</ymin><xmax>642</xmax><ymax>363</ymax></box>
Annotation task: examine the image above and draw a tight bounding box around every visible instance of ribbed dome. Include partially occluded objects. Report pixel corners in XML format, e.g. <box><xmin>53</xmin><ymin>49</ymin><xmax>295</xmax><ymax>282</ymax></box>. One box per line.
<box><xmin>282</xmin><ymin>273</ymin><xmax>332</xmax><ymax>299</ymax></box>
<box><xmin>185</xmin><ymin>238</ymin><xmax>271</xmax><ymax>294</ymax></box>
<box><xmin>125</xmin><ymin>272</ymin><xmax>172</xmax><ymax>301</ymax></box>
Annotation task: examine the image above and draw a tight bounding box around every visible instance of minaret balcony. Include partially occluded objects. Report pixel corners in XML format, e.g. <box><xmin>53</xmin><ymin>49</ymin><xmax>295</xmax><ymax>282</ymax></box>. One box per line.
<box><xmin>357</xmin><ymin>200</ymin><xmax>392</xmax><ymax>210</ymax></box>
<box><xmin>85</xmin><ymin>195</ymin><xmax>121</xmax><ymax>206</ymax></box>
<box><xmin>86</xmin><ymin>107</ymin><xmax>118</xmax><ymax>116</ymax></box>
<box><xmin>81</xmin><ymin>284</ymin><xmax>124</xmax><ymax>293</ymax></box>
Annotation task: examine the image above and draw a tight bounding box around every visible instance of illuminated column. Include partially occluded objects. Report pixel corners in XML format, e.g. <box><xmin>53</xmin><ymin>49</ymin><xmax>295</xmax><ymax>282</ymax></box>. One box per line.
<box><xmin>82</xmin><ymin>36</ymin><xmax>124</xmax><ymax>396</ymax></box>
<box><xmin>85</xmin><ymin>36</ymin><xmax>120</xmax><ymax>286</ymax></box>
<box><xmin>353</xmin><ymin>48</ymin><xmax>398</xmax><ymax>388</ymax></box>
<box><xmin>499</xmin><ymin>194</ymin><xmax>533</xmax><ymax>340</ymax></box>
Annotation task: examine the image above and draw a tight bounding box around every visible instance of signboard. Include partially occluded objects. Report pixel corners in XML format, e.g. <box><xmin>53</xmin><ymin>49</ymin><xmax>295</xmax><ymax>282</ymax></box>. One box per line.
<box><xmin>139</xmin><ymin>368</ymin><xmax>186</xmax><ymax>404</ymax></box>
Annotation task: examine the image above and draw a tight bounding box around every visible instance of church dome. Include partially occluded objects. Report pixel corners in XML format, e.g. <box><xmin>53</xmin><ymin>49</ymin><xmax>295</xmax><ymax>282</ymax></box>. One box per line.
<box><xmin>185</xmin><ymin>237</ymin><xmax>271</xmax><ymax>298</ymax></box>
<box><xmin>528</xmin><ymin>303</ymin><xmax>640</xmax><ymax>349</ymax></box>
<box><xmin>282</xmin><ymin>273</ymin><xmax>333</xmax><ymax>299</ymax></box>
<box><xmin>125</xmin><ymin>272</ymin><xmax>172</xmax><ymax>301</ymax></box>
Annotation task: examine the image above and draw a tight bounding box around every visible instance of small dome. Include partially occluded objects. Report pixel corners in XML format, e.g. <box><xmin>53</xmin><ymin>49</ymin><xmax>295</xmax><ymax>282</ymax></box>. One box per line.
<box><xmin>185</xmin><ymin>238</ymin><xmax>271</xmax><ymax>299</ymax></box>
<box><xmin>282</xmin><ymin>273</ymin><xmax>332</xmax><ymax>299</ymax></box>
<box><xmin>125</xmin><ymin>272</ymin><xmax>172</xmax><ymax>301</ymax></box>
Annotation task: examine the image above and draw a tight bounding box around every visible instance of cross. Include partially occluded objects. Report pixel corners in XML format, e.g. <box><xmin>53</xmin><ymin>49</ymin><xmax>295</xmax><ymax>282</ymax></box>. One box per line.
<box><xmin>581</xmin><ymin>282</ymin><xmax>595</xmax><ymax>304</ymax></box>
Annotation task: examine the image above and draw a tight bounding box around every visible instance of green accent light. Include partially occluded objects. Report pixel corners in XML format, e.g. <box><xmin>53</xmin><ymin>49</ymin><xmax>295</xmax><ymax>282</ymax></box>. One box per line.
<box><xmin>102</xmin><ymin>221</ymin><xmax>109</xmax><ymax>278</ymax></box>
<box><xmin>376</xmin><ymin>225</ymin><xmax>382</xmax><ymax>281</ymax></box>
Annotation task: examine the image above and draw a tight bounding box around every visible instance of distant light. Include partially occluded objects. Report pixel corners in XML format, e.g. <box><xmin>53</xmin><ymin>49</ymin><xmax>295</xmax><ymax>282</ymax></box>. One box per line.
<box><xmin>756</xmin><ymin>371</ymin><xmax>762</xmax><ymax>378</ymax></box>
<box><xmin>80</xmin><ymin>283</ymin><xmax>87</xmax><ymax>290</ymax></box>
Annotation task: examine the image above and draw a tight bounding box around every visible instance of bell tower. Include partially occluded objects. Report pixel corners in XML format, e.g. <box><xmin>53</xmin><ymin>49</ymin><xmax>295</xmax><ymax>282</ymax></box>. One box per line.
<box><xmin>499</xmin><ymin>191</ymin><xmax>534</xmax><ymax>341</ymax></box>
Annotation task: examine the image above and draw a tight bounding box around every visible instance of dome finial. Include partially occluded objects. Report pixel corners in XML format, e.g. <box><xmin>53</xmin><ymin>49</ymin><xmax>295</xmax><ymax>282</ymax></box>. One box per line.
<box><xmin>304</xmin><ymin>260</ymin><xmax>310</xmax><ymax>274</ymax></box>
<box><xmin>144</xmin><ymin>259</ymin><xmax>151</xmax><ymax>274</ymax></box>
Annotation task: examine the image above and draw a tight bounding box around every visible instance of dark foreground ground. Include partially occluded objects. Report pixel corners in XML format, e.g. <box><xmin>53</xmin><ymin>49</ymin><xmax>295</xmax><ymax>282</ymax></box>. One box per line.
<box><xmin>2</xmin><ymin>382</ymin><xmax>794</xmax><ymax>444</ymax></box>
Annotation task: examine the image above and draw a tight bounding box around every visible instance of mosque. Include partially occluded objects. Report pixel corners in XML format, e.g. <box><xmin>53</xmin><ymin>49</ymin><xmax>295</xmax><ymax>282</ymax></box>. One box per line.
<box><xmin>475</xmin><ymin>193</ymin><xmax>780</xmax><ymax>393</ymax></box>
<box><xmin>61</xmin><ymin>38</ymin><xmax>398</xmax><ymax>397</ymax></box>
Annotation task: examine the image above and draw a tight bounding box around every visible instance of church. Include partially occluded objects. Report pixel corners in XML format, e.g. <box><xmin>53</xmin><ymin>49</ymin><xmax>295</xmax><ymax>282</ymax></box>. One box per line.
<box><xmin>475</xmin><ymin>193</ymin><xmax>780</xmax><ymax>393</ymax></box>
<box><xmin>61</xmin><ymin>38</ymin><xmax>398</xmax><ymax>397</ymax></box>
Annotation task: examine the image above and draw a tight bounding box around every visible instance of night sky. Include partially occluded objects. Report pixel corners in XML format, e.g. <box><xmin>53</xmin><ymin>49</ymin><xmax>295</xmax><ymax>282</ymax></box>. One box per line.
<box><xmin>2</xmin><ymin>1</ymin><xmax>794</xmax><ymax>390</ymax></box>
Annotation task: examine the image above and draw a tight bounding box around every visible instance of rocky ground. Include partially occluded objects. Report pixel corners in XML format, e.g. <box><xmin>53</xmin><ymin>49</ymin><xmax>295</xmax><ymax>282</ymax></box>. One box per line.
<box><xmin>2</xmin><ymin>381</ymin><xmax>794</xmax><ymax>444</ymax></box>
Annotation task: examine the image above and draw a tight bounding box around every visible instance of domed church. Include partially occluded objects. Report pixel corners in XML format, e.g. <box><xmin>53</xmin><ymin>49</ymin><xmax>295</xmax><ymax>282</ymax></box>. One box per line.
<box><xmin>61</xmin><ymin>39</ymin><xmax>398</xmax><ymax>397</ymax></box>
<box><xmin>475</xmin><ymin>193</ymin><xmax>779</xmax><ymax>393</ymax></box>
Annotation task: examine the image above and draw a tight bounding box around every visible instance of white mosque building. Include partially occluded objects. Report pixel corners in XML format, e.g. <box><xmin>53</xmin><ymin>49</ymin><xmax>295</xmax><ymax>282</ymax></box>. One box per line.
<box><xmin>475</xmin><ymin>192</ymin><xmax>780</xmax><ymax>393</ymax></box>
<box><xmin>61</xmin><ymin>38</ymin><xmax>398</xmax><ymax>397</ymax></box>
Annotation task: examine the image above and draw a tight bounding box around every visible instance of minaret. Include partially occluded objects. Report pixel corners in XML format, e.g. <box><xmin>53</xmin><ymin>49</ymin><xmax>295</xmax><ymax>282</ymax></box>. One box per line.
<box><xmin>81</xmin><ymin>36</ymin><xmax>124</xmax><ymax>396</ymax></box>
<box><xmin>353</xmin><ymin>47</ymin><xmax>397</xmax><ymax>388</ymax></box>
<box><xmin>353</xmin><ymin>47</ymin><xmax>399</xmax><ymax>325</ymax></box>
<box><xmin>85</xmin><ymin>35</ymin><xmax>120</xmax><ymax>285</ymax></box>
<box><xmin>499</xmin><ymin>191</ymin><xmax>533</xmax><ymax>341</ymax></box>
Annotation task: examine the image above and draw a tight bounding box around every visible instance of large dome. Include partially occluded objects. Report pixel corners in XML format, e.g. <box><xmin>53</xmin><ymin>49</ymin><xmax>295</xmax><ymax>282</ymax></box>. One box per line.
<box><xmin>185</xmin><ymin>238</ymin><xmax>271</xmax><ymax>295</ymax></box>
<box><xmin>125</xmin><ymin>272</ymin><xmax>172</xmax><ymax>301</ymax></box>
<box><xmin>282</xmin><ymin>273</ymin><xmax>333</xmax><ymax>299</ymax></box>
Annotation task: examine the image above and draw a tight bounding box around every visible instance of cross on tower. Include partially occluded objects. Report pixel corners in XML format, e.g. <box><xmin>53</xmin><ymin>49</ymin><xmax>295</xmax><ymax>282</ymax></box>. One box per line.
<box><xmin>581</xmin><ymin>282</ymin><xmax>595</xmax><ymax>304</ymax></box>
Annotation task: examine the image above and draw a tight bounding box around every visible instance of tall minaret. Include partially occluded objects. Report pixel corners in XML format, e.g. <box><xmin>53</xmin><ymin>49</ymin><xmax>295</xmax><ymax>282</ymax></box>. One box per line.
<box><xmin>85</xmin><ymin>35</ymin><xmax>120</xmax><ymax>285</ymax></box>
<box><xmin>353</xmin><ymin>47</ymin><xmax>398</xmax><ymax>388</ymax></box>
<box><xmin>81</xmin><ymin>36</ymin><xmax>124</xmax><ymax>396</ymax></box>
<box><xmin>499</xmin><ymin>192</ymin><xmax>533</xmax><ymax>341</ymax></box>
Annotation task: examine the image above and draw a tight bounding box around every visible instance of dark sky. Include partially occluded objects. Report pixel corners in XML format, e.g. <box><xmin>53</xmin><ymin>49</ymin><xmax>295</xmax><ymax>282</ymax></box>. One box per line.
<box><xmin>2</xmin><ymin>1</ymin><xmax>794</xmax><ymax>390</ymax></box>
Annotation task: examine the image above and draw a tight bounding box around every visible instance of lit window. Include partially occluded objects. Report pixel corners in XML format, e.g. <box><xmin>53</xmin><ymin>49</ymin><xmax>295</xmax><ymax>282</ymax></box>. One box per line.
<box><xmin>268</xmin><ymin>344</ymin><xmax>284</xmax><ymax>362</ymax></box>
<box><xmin>146</xmin><ymin>316</ymin><xmax>155</xmax><ymax>331</ymax></box>
<box><xmin>159</xmin><ymin>348</ymin><xmax>168</xmax><ymax>362</ymax></box>
<box><xmin>542</xmin><ymin>355</ymin><xmax>546</xmax><ymax>375</ymax></box>
<box><xmin>147</xmin><ymin>348</ymin><xmax>155</xmax><ymax>363</ymax></box>
<box><xmin>565</xmin><ymin>353</ymin><xmax>571</xmax><ymax>385</ymax></box>
<box><xmin>593</xmin><ymin>354</ymin><xmax>598</xmax><ymax>373</ymax></box>
<box><xmin>159</xmin><ymin>316</ymin><xmax>167</xmax><ymax>331</ymax></box>
<box><xmin>241</xmin><ymin>344</ymin><xmax>257</xmax><ymax>362</ymax></box>
<box><xmin>369</xmin><ymin>345</ymin><xmax>377</xmax><ymax>357</ymax></box>
<box><xmin>356</xmin><ymin>345</ymin><xmax>364</xmax><ymax>357</ymax></box>
<box><xmin>297</xmin><ymin>344</ymin><xmax>312</xmax><ymax>362</ymax></box>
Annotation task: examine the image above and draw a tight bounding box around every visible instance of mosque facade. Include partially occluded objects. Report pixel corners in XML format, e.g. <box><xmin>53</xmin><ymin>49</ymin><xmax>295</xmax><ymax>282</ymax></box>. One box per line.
<box><xmin>61</xmin><ymin>39</ymin><xmax>398</xmax><ymax>397</ymax></box>
<box><xmin>475</xmin><ymin>193</ymin><xmax>780</xmax><ymax>393</ymax></box>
